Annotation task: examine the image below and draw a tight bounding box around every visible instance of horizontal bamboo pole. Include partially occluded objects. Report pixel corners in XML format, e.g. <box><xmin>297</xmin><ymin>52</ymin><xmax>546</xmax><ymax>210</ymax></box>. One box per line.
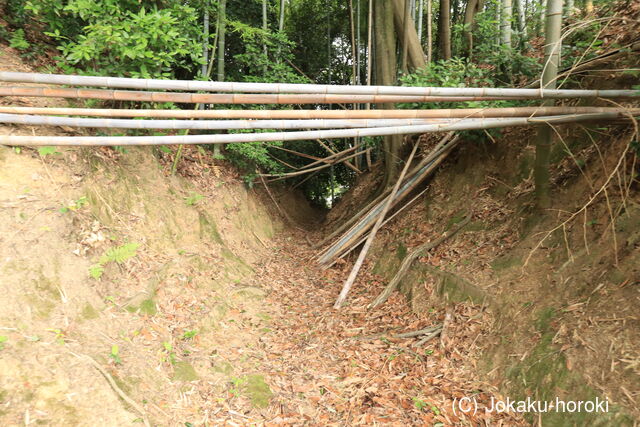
<box><xmin>0</xmin><ymin>113</ymin><xmax>635</xmax><ymax>146</ymax></box>
<box><xmin>0</xmin><ymin>86</ymin><xmax>508</xmax><ymax>104</ymax></box>
<box><xmin>0</xmin><ymin>113</ymin><xmax>451</xmax><ymax>130</ymax></box>
<box><xmin>0</xmin><ymin>106</ymin><xmax>636</xmax><ymax>119</ymax></box>
<box><xmin>2</xmin><ymin>71</ymin><xmax>639</xmax><ymax>98</ymax></box>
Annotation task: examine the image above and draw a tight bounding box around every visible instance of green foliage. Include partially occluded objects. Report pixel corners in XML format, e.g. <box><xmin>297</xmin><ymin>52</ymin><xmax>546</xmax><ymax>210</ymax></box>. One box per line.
<box><xmin>109</xmin><ymin>345</ymin><xmax>122</xmax><ymax>365</ymax></box>
<box><xmin>162</xmin><ymin>341</ymin><xmax>177</xmax><ymax>365</ymax></box>
<box><xmin>38</xmin><ymin>146</ymin><xmax>61</xmax><ymax>157</ymax></box>
<box><xmin>89</xmin><ymin>242</ymin><xmax>139</xmax><ymax>280</ymax></box>
<box><xmin>60</xmin><ymin>196</ymin><xmax>88</xmax><ymax>213</ymax></box>
<box><xmin>100</xmin><ymin>242</ymin><xmax>140</xmax><ymax>264</ymax></box>
<box><xmin>25</xmin><ymin>0</ymin><xmax>204</xmax><ymax>78</ymax></box>
<box><xmin>184</xmin><ymin>192</ymin><xmax>204</xmax><ymax>206</ymax></box>
<box><xmin>181</xmin><ymin>330</ymin><xmax>198</xmax><ymax>340</ymax></box>
<box><xmin>229</xmin><ymin>21</ymin><xmax>308</xmax><ymax>84</ymax></box>
<box><xmin>9</xmin><ymin>29</ymin><xmax>30</xmax><ymax>50</ymax></box>
<box><xmin>89</xmin><ymin>264</ymin><xmax>104</xmax><ymax>280</ymax></box>
<box><xmin>0</xmin><ymin>336</ymin><xmax>7</xmax><ymax>350</ymax></box>
<box><xmin>226</xmin><ymin>140</ymin><xmax>284</xmax><ymax>175</ymax></box>
<box><xmin>412</xmin><ymin>397</ymin><xmax>427</xmax><ymax>411</ymax></box>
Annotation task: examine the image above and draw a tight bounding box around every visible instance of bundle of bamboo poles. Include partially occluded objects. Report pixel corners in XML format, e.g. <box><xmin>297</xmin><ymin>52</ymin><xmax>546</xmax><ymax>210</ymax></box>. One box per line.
<box><xmin>1</xmin><ymin>71</ymin><xmax>639</xmax><ymax>309</ymax></box>
<box><xmin>317</xmin><ymin>133</ymin><xmax>461</xmax><ymax>267</ymax></box>
<box><xmin>1</xmin><ymin>112</ymin><xmax>637</xmax><ymax>146</ymax></box>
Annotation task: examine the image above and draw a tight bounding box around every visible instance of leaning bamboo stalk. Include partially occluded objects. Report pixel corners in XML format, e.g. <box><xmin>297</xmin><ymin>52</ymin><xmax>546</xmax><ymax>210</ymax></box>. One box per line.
<box><xmin>319</xmin><ymin>139</ymin><xmax>460</xmax><ymax>265</ymax></box>
<box><xmin>1</xmin><ymin>106</ymin><xmax>636</xmax><ymax>119</ymax></box>
<box><xmin>1</xmin><ymin>113</ymin><xmax>636</xmax><ymax>146</ymax></box>
<box><xmin>0</xmin><ymin>113</ymin><xmax>452</xmax><ymax>130</ymax></box>
<box><xmin>333</xmin><ymin>143</ymin><xmax>420</xmax><ymax>308</ymax></box>
<box><xmin>323</xmin><ymin>186</ymin><xmax>432</xmax><ymax>269</ymax></box>
<box><xmin>318</xmin><ymin>135</ymin><xmax>462</xmax><ymax>265</ymax></box>
<box><xmin>2</xmin><ymin>71</ymin><xmax>639</xmax><ymax>98</ymax></box>
<box><xmin>315</xmin><ymin>132</ymin><xmax>456</xmax><ymax>252</ymax></box>
<box><xmin>0</xmin><ymin>87</ymin><xmax>511</xmax><ymax>104</ymax></box>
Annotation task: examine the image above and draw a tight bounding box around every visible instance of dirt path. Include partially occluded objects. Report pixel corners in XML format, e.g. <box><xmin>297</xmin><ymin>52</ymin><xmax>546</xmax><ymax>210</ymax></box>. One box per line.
<box><xmin>224</xmin><ymin>233</ymin><xmax>524</xmax><ymax>426</ymax></box>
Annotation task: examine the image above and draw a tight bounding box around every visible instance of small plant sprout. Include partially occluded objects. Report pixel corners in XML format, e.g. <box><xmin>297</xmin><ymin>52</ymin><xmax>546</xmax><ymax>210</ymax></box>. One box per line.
<box><xmin>182</xmin><ymin>330</ymin><xmax>198</xmax><ymax>340</ymax></box>
<box><xmin>412</xmin><ymin>397</ymin><xmax>427</xmax><ymax>411</ymax></box>
<box><xmin>110</xmin><ymin>345</ymin><xmax>122</xmax><ymax>365</ymax></box>
<box><xmin>38</xmin><ymin>146</ymin><xmax>61</xmax><ymax>157</ymax></box>
<box><xmin>89</xmin><ymin>242</ymin><xmax>140</xmax><ymax>280</ymax></box>
<box><xmin>60</xmin><ymin>196</ymin><xmax>89</xmax><ymax>213</ymax></box>
<box><xmin>47</xmin><ymin>328</ymin><xmax>66</xmax><ymax>344</ymax></box>
<box><xmin>184</xmin><ymin>192</ymin><xmax>204</xmax><ymax>206</ymax></box>
<box><xmin>0</xmin><ymin>336</ymin><xmax>7</xmax><ymax>350</ymax></box>
<box><xmin>162</xmin><ymin>341</ymin><xmax>177</xmax><ymax>365</ymax></box>
<box><xmin>229</xmin><ymin>376</ymin><xmax>247</xmax><ymax>397</ymax></box>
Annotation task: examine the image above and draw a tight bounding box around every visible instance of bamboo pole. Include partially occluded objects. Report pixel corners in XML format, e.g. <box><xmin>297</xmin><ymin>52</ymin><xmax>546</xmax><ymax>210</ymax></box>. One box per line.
<box><xmin>0</xmin><ymin>114</ymin><xmax>452</xmax><ymax>129</ymax></box>
<box><xmin>39</xmin><ymin>106</ymin><xmax>640</xmax><ymax>118</ymax></box>
<box><xmin>0</xmin><ymin>87</ymin><xmax>515</xmax><ymax>104</ymax></box>
<box><xmin>2</xmin><ymin>71</ymin><xmax>639</xmax><ymax>98</ymax></box>
<box><xmin>1</xmin><ymin>106</ymin><xmax>635</xmax><ymax>119</ymax></box>
<box><xmin>1</xmin><ymin>113</ymin><xmax>636</xmax><ymax>146</ymax></box>
<box><xmin>333</xmin><ymin>143</ymin><xmax>419</xmax><ymax>308</ymax></box>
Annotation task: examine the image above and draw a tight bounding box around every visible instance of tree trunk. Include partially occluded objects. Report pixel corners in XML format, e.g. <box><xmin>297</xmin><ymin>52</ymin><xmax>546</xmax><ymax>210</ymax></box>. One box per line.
<box><xmin>534</xmin><ymin>0</ymin><xmax>562</xmax><ymax>210</ymax></box>
<box><xmin>585</xmin><ymin>0</ymin><xmax>593</xmax><ymax>14</ymax></box>
<box><xmin>374</xmin><ymin>0</ymin><xmax>402</xmax><ymax>187</ymax></box>
<box><xmin>417</xmin><ymin>0</ymin><xmax>424</xmax><ymax>43</ymax></box>
<box><xmin>401</xmin><ymin>0</ymin><xmax>411</xmax><ymax>73</ymax></box>
<box><xmin>515</xmin><ymin>0</ymin><xmax>527</xmax><ymax>42</ymax></box>
<box><xmin>462</xmin><ymin>0</ymin><xmax>483</xmax><ymax>57</ymax></box>
<box><xmin>500</xmin><ymin>0</ymin><xmax>512</xmax><ymax>48</ymax></box>
<box><xmin>539</xmin><ymin>0</ymin><xmax>547</xmax><ymax>36</ymax></box>
<box><xmin>356</xmin><ymin>0</ymin><xmax>361</xmax><ymax>84</ymax></box>
<box><xmin>437</xmin><ymin>0</ymin><xmax>451</xmax><ymax>60</ymax></box>
<box><xmin>215</xmin><ymin>0</ymin><xmax>227</xmax><ymax>157</ymax></box>
<box><xmin>391</xmin><ymin>0</ymin><xmax>427</xmax><ymax>71</ymax></box>
<box><xmin>427</xmin><ymin>0</ymin><xmax>432</xmax><ymax>63</ymax></box>
<box><xmin>565</xmin><ymin>0</ymin><xmax>574</xmax><ymax>17</ymax></box>
<box><xmin>279</xmin><ymin>0</ymin><xmax>285</xmax><ymax>32</ymax></box>
<box><xmin>349</xmin><ymin>0</ymin><xmax>358</xmax><ymax>83</ymax></box>
<box><xmin>216</xmin><ymin>0</ymin><xmax>226</xmax><ymax>83</ymax></box>
<box><xmin>262</xmin><ymin>0</ymin><xmax>268</xmax><ymax>59</ymax></box>
<box><xmin>367</xmin><ymin>0</ymin><xmax>373</xmax><ymax>85</ymax></box>
<box><xmin>202</xmin><ymin>2</ymin><xmax>209</xmax><ymax>78</ymax></box>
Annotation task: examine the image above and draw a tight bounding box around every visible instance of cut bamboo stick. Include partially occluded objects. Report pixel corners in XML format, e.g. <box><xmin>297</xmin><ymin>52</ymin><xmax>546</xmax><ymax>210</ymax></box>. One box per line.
<box><xmin>0</xmin><ymin>113</ymin><xmax>451</xmax><ymax>130</ymax></box>
<box><xmin>0</xmin><ymin>106</ymin><xmax>635</xmax><ymax>119</ymax></box>
<box><xmin>2</xmin><ymin>71</ymin><xmax>639</xmax><ymax>98</ymax></box>
<box><xmin>0</xmin><ymin>113</ymin><xmax>635</xmax><ymax>146</ymax></box>
<box><xmin>333</xmin><ymin>143</ymin><xmax>419</xmax><ymax>308</ymax></box>
<box><xmin>0</xmin><ymin>86</ymin><xmax>509</xmax><ymax>104</ymax></box>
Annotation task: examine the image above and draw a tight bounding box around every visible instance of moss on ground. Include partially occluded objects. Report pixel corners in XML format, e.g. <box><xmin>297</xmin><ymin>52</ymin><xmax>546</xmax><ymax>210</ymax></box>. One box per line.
<box><xmin>242</xmin><ymin>374</ymin><xmax>272</xmax><ymax>408</ymax></box>
<box><xmin>172</xmin><ymin>361</ymin><xmax>199</xmax><ymax>381</ymax></box>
